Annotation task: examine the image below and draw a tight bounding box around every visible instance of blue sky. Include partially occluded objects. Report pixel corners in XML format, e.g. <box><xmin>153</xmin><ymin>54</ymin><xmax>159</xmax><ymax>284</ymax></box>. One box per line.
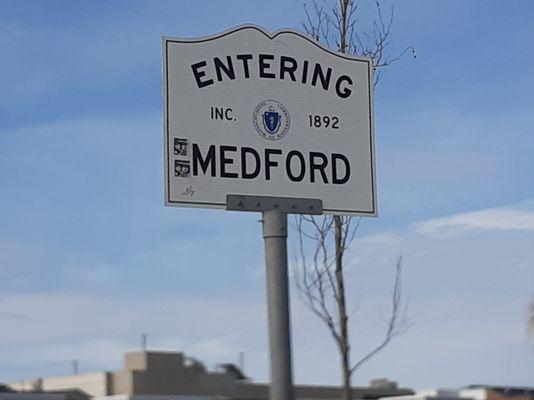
<box><xmin>1</xmin><ymin>0</ymin><xmax>533</xmax><ymax>389</ymax></box>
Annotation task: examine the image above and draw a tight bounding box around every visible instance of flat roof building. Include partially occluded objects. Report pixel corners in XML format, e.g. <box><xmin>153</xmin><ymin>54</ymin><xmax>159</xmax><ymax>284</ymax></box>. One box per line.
<box><xmin>9</xmin><ymin>351</ymin><xmax>413</xmax><ymax>400</ymax></box>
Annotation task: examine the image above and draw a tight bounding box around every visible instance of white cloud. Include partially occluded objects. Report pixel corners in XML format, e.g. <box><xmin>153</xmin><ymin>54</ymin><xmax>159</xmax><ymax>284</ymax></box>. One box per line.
<box><xmin>358</xmin><ymin>233</ymin><xmax>403</xmax><ymax>247</ymax></box>
<box><xmin>415</xmin><ymin>202</ymin><xmax>534</xmax><ymax>236</ymax></box>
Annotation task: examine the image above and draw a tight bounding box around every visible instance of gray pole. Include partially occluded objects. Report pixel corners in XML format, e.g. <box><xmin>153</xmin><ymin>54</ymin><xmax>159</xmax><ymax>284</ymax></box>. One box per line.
<box><xmin>71</xmin><ymin>360</ymin><xmax>79</xmax><ymax>375</ymax></box>
<box><xmin>262</xmin><ymin>210</ymin><xmax>293</xmax><ymax>400</ymax></box>
<box><xmin>141</xmin><ymin>333</ymin><xmax>147</xmax><ymax>351</ymax></box>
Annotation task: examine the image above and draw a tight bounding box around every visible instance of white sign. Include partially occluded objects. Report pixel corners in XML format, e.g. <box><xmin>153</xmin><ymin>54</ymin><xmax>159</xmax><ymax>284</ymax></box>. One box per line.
<box><xmin>163</xmin><ymin>25</ymin><xmax>376</xmax><ymax>216</ymax></box>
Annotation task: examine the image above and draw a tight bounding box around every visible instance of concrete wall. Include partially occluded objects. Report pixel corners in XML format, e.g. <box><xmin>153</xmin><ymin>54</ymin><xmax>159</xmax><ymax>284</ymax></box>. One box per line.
<box><xmin>114</xmin><ymin>352</ymin><xmax>238</xmax><ymax>397</ymax></box>
<box><xmin>125</xmin><ymin>354</ymin><xmax>185</xmax><ymax>372</ymax></box>
<box><xmin>9</xmin><ymin>373</ymin><xmax>110</xmax><ymax>398</ymax></box>
<box><xmin>40</xmin><ymin>373</ymin><xmax>110</xmax><ymax>397</ymax></box>
<box><xmin>110</xmin><ymin>372</ymin><xmax>132</xmax><ymax>397</ymax></box>
<box><xmin>8</xmin><ymin>380</ymin><xmax>43</xmax><ymax>393</ymax></box>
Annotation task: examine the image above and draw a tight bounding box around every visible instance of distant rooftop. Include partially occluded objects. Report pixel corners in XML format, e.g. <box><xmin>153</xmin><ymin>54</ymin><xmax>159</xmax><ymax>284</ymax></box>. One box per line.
<box><xmin>8</xmin><ymin>350</ymin><xmax>414</xmax><ymax>400</ymax></box>
<box><xmin>465</xmin><ymin>386</ymin><xmax>534</xmax><ymax>397</ymax></box>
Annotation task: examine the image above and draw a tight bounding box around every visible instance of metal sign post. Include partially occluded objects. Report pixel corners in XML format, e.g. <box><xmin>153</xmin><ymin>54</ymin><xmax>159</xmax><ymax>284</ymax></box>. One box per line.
<box><xmin>228</xmin><ymin>195</ymin><xmax>321</xmax><ymax>400</ymax></box>
<box><xmin>263</xmin><ymin>209</ymin><xmax>292</xmax><ymax>400</ymax></box>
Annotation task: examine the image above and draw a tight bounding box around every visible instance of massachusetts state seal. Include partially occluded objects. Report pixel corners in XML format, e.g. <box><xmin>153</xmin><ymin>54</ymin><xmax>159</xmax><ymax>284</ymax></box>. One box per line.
<box><xmin>252</xmin><ymin>100</ymin><xmax>290</xmax><ymax>140</ymax></box>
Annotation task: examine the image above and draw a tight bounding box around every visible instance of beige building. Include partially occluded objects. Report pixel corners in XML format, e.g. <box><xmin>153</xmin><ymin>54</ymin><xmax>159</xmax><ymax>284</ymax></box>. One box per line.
<box><xmin>377</xmin><ymin>386</ymin><xmax>534</xmax><ymax>400</ymax></box>
<box><xmin>9</xmin><ymin>351</ymin><xmax>413</xmax><ymax>400</ymax></box>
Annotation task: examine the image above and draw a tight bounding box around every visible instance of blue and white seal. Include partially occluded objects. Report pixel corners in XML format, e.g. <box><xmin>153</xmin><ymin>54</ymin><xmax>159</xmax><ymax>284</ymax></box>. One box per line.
<box><xmin>252</xmin><ymin>100</ymin><xmax>290</xmax><ymax>140</ymax></box>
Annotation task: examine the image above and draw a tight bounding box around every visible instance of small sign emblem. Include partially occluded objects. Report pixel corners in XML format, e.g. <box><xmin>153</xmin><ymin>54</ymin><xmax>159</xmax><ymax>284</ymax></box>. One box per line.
<box><xmin>174</xmin><ymin>160</ymin><xmax>191</xmax><ymax>177</ymax></box>
<box><xmin>253</xmin><ymin>100</ymin><xmax>290</xmax><ymax>140</ymax></box>
<box><xmin>174</xmin><ymin>138</ymin><xmax>188</xmax><ymax>156</ymax></box>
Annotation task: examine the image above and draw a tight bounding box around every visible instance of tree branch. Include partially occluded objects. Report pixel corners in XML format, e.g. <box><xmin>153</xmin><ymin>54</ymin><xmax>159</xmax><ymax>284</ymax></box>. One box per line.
<box><xmin>350</xmin><ymin>257</ymin><xmax>410</xmax><ymax>374</ymax></box>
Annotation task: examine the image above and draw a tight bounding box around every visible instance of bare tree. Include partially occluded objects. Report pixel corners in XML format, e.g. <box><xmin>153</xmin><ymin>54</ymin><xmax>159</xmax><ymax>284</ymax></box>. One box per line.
<box><xmin>294</xmin><ymin>216</ymin><xmax>408</xmax><ymax>400</ymax></box>
<box><xmin>303</xmin><ymin>0</ymin><xmax>415</xmax><ymax>86</ymax></box>
<box><xmin>295</xmin><ymin>2</ymin><xmax>414</xmax><ymax>400</ymax></box>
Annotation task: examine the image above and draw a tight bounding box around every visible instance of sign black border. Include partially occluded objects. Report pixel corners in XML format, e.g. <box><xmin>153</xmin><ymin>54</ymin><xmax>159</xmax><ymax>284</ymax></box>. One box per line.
<box><xmin>164</xmin><ymin>25</ymin><xmax>376</xmax><ymax>216</ymax></box>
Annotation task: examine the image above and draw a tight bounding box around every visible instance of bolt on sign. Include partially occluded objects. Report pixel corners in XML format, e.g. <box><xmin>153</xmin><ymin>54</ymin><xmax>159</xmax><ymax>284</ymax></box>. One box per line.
<box><xmin>163</xmin><ymin>25</ymin><xmax>376</xmax><ymax>216</ymax></box>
